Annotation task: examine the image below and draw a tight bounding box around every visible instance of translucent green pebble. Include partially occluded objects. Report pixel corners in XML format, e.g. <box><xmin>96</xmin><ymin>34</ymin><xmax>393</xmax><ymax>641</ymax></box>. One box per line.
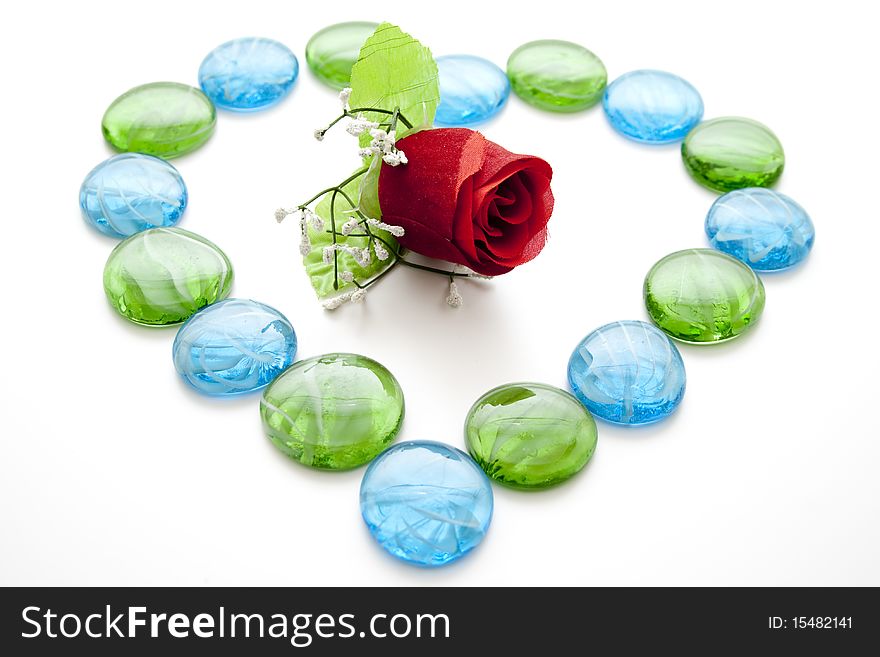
<box><xmin>644</xmin><ymin>248</ymin><xmax>765</xmax><ymax>344</ymax></box>
<box><xmin>260</xmin><ymin>353</ymin><xmax>404</xmax><ymax>470</ymax></box>
<box><xmin>681</xmin><ymin>117</ymin><xmax>784</xmax><ymax>192</ymax></box>
<box><xmin>103</xmin><ymin>227</ymin><xmax>233</xmax><ymax>326</ymax></box>
<box><xmin>507</xmin><ymin>39</ymin><xmax>607</xmax><ymax>112</ymax></box>
<box><xmin>101</xmin><ymin>82</ymin><xmax>216</xmax><ymax>158</ymax></box>
<box><xmin>305</xmin><ymin>22</ymin><xmax>379</xmax><ymax>90</ymax></box>
<box><xmin>465</xmin><ymin>383</ymin><xmax>597</xmax><ymax>489</ymax></box>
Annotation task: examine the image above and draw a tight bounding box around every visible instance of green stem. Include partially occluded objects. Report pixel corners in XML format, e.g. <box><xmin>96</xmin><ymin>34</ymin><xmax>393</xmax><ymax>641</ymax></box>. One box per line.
<box><xmin>396</xmin><ymin>260</ymin><xmax>471</xmax><ymax>278</ymax></box>
<box><xmin>388</xmin><ymin>108</ymin><xmax>401</xmax><ymax>135</ymax></box>
<box><xmin>358</xmin><ymin>261</ymin><xmax>400</xmax><ymax>289</ymax></box>
<box><xmin>325</xmin><ymin>184</ymin><xmax>470</xmax><ymax>293</ymax></box>
<box><xmin>299</xmin><ymin>168</ymin><xmax>368</xmax><ymax>208</ymax></box>
<box><xmin>325</xmin><ymin>229</ymin><xmax>471</xmax><ymax>280</ymax></box>
<box><xmin>321</xmin><ymin>113</ymin><xmax>348</xmax><ymax>133</ymax></box>
<box><xmin>347</xmin><ymin>107</ymin><xmax>413</xmax><ymax>129</ymax></box>
<box><xmin>330</xmin><ymin>190</ymin><xmax>339</xmax><ymax>290</ymax></box>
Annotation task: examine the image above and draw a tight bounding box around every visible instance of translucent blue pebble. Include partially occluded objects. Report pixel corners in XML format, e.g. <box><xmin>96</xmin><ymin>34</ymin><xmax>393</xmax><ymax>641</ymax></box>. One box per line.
<box><xmin>360</xmin><ymin>441</ymin><xmax>493</xmax><ymax>567</ymax></box>
<box><xmin>198</xmin><ymin>37</ymin><xmax>299</xmax><ymax>111</ymax></box>
<box><xmin>435</xmin><ymin>55</ymin><xmax>510</xmax><ymax>127</ymax></box>
<box><xmin>603</xmin><ymin>70</ymin><xmax>703</xmax><ymax>144</ymax></box>
<box><xmin>172</xmin><ymin>299</ymin><xmax>297</xmax><ymax>396</ymax></box>
<box><xmin>705</xmin><ymin>188</ymin><xmax>815</xmax><ymax>271</ymax></box>
<box><xmin>79</xmin><ymin>153</ymin><xmax>186</xmax><ymax>238</ymax></box>
<box><xmin>568</xmin><ymin>320</ymin><xmax>686</xmax><ymax>425</ymax></box>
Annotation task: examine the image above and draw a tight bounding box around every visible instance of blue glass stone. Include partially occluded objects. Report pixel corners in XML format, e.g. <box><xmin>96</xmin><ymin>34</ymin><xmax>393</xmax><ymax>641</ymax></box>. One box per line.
<box><xmin>435</xmin><ymin>55</ymin><xmax>510</xmax><ymax>127</ymax></box>
<box><xmin>79</xmin><ymin>153</ymin><xmax>187</xmax><ymax>238</ymax></box>
<box><xmin>568</xmin><ymin>320</ymin><xmax>686</xmax><ymax>425</ymax></box>
<box><xmin>706</xmin><ymin>188</ymin><xmax>815</xmax><ymax>271</ymax></box>
<box><xmin>360</xmin><ymin>441</ymin><xmax>493</xmax><ymax>567</ymax></box>
<box><xmin>603</xmin><ymin>70</ymin><xmax>703</xmax><ymax>144</ymax></box>
<box><xmin>172</xmin><ymin>298</ymin><xmax>296</xmax><ymax>396</ymax></box>
<box><xmin>198</xmin><ymin>37</ymin><xmax>299</xmax><ymax>112</ymax></box>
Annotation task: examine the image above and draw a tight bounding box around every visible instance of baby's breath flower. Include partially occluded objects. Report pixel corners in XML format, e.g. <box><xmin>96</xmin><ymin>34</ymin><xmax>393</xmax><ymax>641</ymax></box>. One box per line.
<box><xmin>354</xmin><ymin>247</ymin><xmax>371</xmax><ymax>268</ymax></box>
<box><xmin>340</xmin><ymin>271</ymin><xmax>355</xmax><ymax>283</ymax></box>
<box><xmin>324</xmin><ymin>243</ymin><xmax>371</xmax><ymax>268</ymax></box>
<box><xmin>358</xmin><ymin>147</ymin><xmax>378</xmax><ymax>158</ymax></box>
<box><xmin>339</xmin><ymin>87</ymin><xmax>352</xmax><ymax>109</ymax></box>
<box><xmin>298</xmin><ymin>217</ymin><xmax>311</xmax><ymax>256</ymax></box>
<box><xmin>346</xmin><ymin>113</ymin><xmax>380</xmax><ymax>136</ymax></box>
<box><xmin>323</xmin><ymin>292</ymin><xmax>352</xmax><ymax>310</ymax></box>
<box><xmin>446</xmin><ymin>280</ymin><xmax>463</xmax><ymax>308</ymax></box>
<box><xmin>304</xmin><ymin>208</ymin><xmax>324</xmax><ymax>231</ymax></box>
<box><xmin>275</xmin><ymin>208</ymin><xmax>292</xmax><ymax>223</ymax></box>
<box><xmin>373</xmin><ymin>241</ymin><xmax>389</xmax><ymax>261</ymax></box>
<box><xmin>351</xmin><ymin>289</ymin><xmax>366</xmax><ymax>303</ymax></box>
<box><xmin>382</xmin><ymin>150</ymin><xmax>406</xmax><ymax>166</ymax></box>
<box><xmin>341</xmin><ymin>218</ymin><xmax>360</xmax><ymax>236</ymax></box>
<box><xmin>367</xmin><ymin>218</ymin><xmax>405</xmax><ymax>237</ymax></box>
<box><xmin>313</xmin><ymin>128</ymin><xmax>326</xmax><ymax>142</ymax></box>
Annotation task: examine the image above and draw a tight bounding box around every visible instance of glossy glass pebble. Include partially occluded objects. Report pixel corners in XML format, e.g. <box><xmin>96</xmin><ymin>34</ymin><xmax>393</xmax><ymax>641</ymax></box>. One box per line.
<box><xmin>360</xmin><ymin>441</ymin><xmax>493</xmax><ymax>567</ymax></box>
<box><xmin>172</xmin><ymin>299</ymin><xmax>296</xmax><ymax>396</ymax></box>
<box><xmin>103</xmin><ymin>227</ymin><xmax>233</xmax><ymax>326</ymax></box>
<box><xmin>568</xmin><ymin>321</ymin><xmax>686</xmax><ymax>425</ymax></box>
<box><xmin>465</xmin><ymin>383</ymin><xmax>597</xmax><ymax>489</ymax></box>
<box><xmin>102</xmin><ymin>82</ymin><xmax>216</xmax><ymax>158</ymax></box>
<box><xmin>435</xmin><ymin>55</ymin><xmax>510</xmax><ymax>126</ymax></box>
<box><xmin>644</xmin><ymin>248</ymin><xmax>765</xmax><ymax>343</ymax></box>
<box><xmin>682</xmin><ymin>117</ymin><xmax>784</xmax><ymax>192</ymax></box>
<box><xmin>305</xmin><ymin>21</ymin><xmax>379</xmax><ymax>90</ymax></box>
<box><xmin>507</xmin><ymin>40</ymin><xmax>606</xmax><ymax>112</ymax></box>
<box><xmin>260</xmin><ymin>353</ymin><xmax>404</xmax><ymax>470</ymax></box>
<box><xmin>603</xmin><ymin>70</ymin><xmax>703</xmax><ymax>144</ymax></box>
<box><xmin>198</xmin><ymin>37</ymin><xmax>299</xmax><ymax>112</ymax></box>
<box><xmin>79</xmin><ymin>153</ymin><xmax>187</xmax><ymax>238</ymax></box>
<box><xmin>705</xmin><ymin>188</ymin><xmax>815</xmax><ymax>271</ymax></box>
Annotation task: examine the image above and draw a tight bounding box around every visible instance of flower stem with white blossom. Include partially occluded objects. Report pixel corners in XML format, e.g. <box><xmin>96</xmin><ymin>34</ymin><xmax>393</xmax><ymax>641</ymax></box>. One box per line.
<box><xmin>278</xmin><ymin>89</ymin><xmax>489</xmax><ymax>309</ymax></box>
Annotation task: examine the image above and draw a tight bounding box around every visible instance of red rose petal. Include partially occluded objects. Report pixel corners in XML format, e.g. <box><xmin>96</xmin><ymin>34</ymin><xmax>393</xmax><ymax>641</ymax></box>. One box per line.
<box><xmin>378</xmin><ymin>127</ymin><xmax>554</xmax><ymax>276</ymax></box>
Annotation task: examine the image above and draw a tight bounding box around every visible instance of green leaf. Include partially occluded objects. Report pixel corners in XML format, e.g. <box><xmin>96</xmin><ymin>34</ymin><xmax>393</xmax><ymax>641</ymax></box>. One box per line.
<box><xmin>303</xmin><ymin>170</ymin><xmax>398</xmax><ymax>299</ymax></box>
<box><xmin>348</xmin><ymin>22</ymin><xmax>439</xmax><ymax>150</ymax></box>
<box><xmin>357</xmin><ymin>157</ymin><xmax>382</xmax><ymax>220</ymax></box>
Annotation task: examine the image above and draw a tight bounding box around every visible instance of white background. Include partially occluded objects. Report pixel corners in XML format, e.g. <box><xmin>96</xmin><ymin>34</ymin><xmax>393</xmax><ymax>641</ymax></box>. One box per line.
<box><xmin>1</xmin><ymin>0</ymin><xmax>878</xmax><ymax>586</ymax></box>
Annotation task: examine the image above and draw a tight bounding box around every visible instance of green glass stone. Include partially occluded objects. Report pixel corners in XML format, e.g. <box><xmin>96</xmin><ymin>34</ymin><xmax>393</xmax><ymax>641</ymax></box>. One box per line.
<box><xmin>644</xmin><ymin>248</ymin><xmax>766</xmax><ymax>344</ymax></box>
<box><xmin>306</xmin><ymin>22</ymin><xmax>379</xmax><ymax>90</ymax></box>
<box><xmin>681</xmin><ymin>117</ymin><xmax>784</xmax><ymax>192</ymax></box>
<box><xmin>103</xmin><ymin>227</ymin><xmax>233</xmax><ymax>326</ymax></box>
<box><xmin>465</xmin><ymin>383</ymin><xmax>597</xmax><ymax>489</ymax></box>
<box><xmin>260</xmin><ymin>353</ymin><xmax>404</xmax><ymax>470</ymax></box>
<box><xmin>102</xmin><ymin>82</ymin><xmax>216</xmax><ymax>159</ymax></box>
<box><xmin>507</xmin><ymin>40</ymin><xmax>607</xmax><ymax>112</ymax></box>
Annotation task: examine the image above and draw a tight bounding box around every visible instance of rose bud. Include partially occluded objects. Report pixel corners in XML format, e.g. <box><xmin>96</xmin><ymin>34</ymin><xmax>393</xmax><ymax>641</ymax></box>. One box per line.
<box><xmin>378</xmin><ymin>128</ymin><xmax>554</xmax><ymax>276</ymax></box>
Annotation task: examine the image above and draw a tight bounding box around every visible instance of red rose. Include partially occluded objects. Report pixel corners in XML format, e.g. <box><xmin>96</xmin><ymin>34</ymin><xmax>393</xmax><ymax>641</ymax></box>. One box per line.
<box><xmin>378</xmin><ymin>128</ymin><xmax>554</xmax><ymax>276</ymax></box>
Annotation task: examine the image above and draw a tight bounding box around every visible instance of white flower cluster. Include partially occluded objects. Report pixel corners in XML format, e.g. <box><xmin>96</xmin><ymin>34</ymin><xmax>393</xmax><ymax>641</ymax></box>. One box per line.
<box><xmin>346</xmin><ymin>113</ymin><xmax>379</xmax><ymax>137</ymax></box>
<box><xmin>446</xmin><ymin>280</ymin><xmax>463</xmax><ymax>308</ymax></box>
<box><xmin>341</xmin><ymin>218</ymin><xmax>361</xmax><ymax>236</ymax></box>
<box><xmin>323</xmin><ymin>287</ymin><xmax>366</xmax><ymax>310</ymax></box>
<box><xmin>275</xmin><ymin>208</ymin><xmax>324</xmax><ymax>256</ymax></box>
<box><xmin>366</xmin><ymin>218</ymin><xmax>405</xmax><ymax>237</ymax></box>
<box><xmin>358</xmin><ymin>128</ymin><xmax>408</xmax><ymax>166</ymax></box>
<box><xmin>339</xmin><ymin>87</ymin><xmax>352</xmax><ymax>110</ymax></box>
<box><xmin>313</xmin><ymin>87</ymin><xmax>411</xmax><ymax>166</ymax></box>
<box><xmin>322</xmin><ymin>243</ymin><xmax>371</xmax><ymax>268</ymax></box>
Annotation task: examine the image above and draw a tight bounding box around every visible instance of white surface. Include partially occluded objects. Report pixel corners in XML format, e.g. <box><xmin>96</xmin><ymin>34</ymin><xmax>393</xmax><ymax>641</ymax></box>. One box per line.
<box><xmin>1</xmin><ymin>0</ymin><xmax>878</xmax><ymax>586</ymax></box>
